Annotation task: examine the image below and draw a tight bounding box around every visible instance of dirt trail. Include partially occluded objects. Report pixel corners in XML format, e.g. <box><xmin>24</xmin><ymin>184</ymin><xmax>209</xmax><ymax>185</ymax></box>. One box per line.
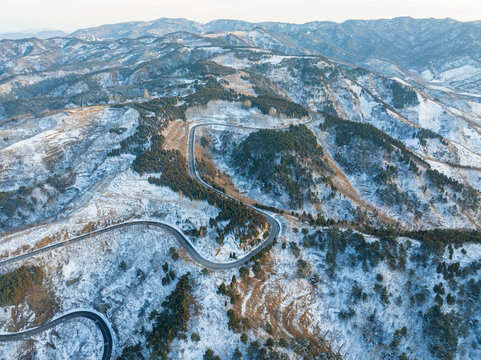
<box><xmin>321</xmin><ymin>150</ymin><xmax>399</xmax><ymax>226</ymax></box>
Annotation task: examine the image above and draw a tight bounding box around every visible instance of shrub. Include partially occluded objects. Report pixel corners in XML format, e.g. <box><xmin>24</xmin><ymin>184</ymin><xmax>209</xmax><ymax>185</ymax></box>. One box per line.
<box><xmin>374</xmin><ymin>283</ymin><xmax>390</xmax><ymax>305</ymax></box>
<box><xmin>290</xmin><ymin>242</ymin><xmax>301</xmax><ymax>257</ymax></box>
<box><xmin>203</xmin><ymin>349</ymin><xmax>215</xmax><ymax>360</ymax></box>
<box><xmin>118</xmin><ymin>342</ymin><xmax>145</xmax><ymax>360</ymax></box>
<box><xmin>227</xmin><ymin>309</ymin><xmax>249</xmax><ymax>333</ymax></box>
<box><xmin>278</xmin><ymin>338</ymin><xmax>289</xmax><ymax>348</ymax></box>
<box><xmin>252</xmin><ymin>261</ymin><xmax>262</xmax><ymax>275</ymax></box>
<box><xmin>239</xmin><ymin>266</ymin><xmax>250</xmax><ymax>279</ymax></box>
<box><xmin>232</xmin><ymin>347</ymin><xmax>242</xmax><ymax>360</ymax></box>
<box><xmin>296</xmin><ymin>259</ymin><xmax>310</xmax><ymax>278</ymax></box>
<box><xmin>446</xmin><ymin>293</ymin><xmax>456</xmax><ymax>306</ymax></box>
<box><xmin>217</xmin><ymin>283</ymin><xmax>226</xmax><ymax>295</ymax></box>
<box><xmin>119</xmin><ymin>260</ymin><xmax>128</xmax><ymax>271</ymax></box>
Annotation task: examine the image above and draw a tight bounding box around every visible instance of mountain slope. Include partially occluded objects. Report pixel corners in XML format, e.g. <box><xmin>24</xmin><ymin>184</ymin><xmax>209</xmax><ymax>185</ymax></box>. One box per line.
<box><xmin>70</xmin><ymin>17</ymin><xmax>205</xmax><ymax>40</ymax></box>
<box><xmin>68</xmin><ymin>17</ymin><xmax>481</xmax><ymax>93</ymax></box>
<box><xmin>1</xmin><ymin>23</ymin><xmax>481</xmax><ymax>360</ymax></box>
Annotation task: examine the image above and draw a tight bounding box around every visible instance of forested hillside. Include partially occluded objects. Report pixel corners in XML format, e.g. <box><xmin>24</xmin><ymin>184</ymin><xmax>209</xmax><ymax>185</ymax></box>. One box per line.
<box><xmin>231</xmin><ymin>125</ymin><xmax>332</xmax><ymax>208</ymax></box>
<box><xmin>1</xmin><ymin>18</ymin><xmax>481</xmax><ymax>360</ymax></box>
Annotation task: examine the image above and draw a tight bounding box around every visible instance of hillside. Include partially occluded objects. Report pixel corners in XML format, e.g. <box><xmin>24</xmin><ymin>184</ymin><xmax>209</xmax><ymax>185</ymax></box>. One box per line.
<box><xmin>67</xmin><ymin>17</ymin><xmax>481</xmax><ymax>93</ymax></box>
<box><xmin>0</xmin><ymin>18</ymin><xmax>481</xmax><ymax>360</ymax></box>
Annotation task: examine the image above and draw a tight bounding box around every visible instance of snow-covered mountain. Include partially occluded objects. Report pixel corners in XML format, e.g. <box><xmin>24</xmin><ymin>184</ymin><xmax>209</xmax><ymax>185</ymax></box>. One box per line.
<box><xmin>68</xmin><ymin>17</ymin><xmax>481</xmax><ymax>93</ymax></box>
<box><xmin>0</xmin><ymin>29</ymin><xmax>67</xmax><ymax>40</ymax></box>
<box><xmin>1</xmin><ymin>18</ymin><xmax>481</xmax><ymax>360</ymax></box>
<box><xmin>71</xmin><ymin>17</ymin><xmax>205</xmax><ymax>40</ymax></box>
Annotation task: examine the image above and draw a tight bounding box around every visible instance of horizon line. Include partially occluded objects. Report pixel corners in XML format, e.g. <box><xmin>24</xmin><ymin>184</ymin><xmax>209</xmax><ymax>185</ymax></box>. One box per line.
<box><xmin>2</xmin><ymin>15</ymin><xmax>479</xmax><ymax>35</ymax></box>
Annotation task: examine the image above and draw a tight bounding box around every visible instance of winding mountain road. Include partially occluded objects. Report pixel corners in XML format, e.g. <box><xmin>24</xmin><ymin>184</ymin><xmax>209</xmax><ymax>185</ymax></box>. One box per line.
<box><xmin>0</xmin><ymin>311</ymin><xmax>112</xmax><ymax>360</ymax></box>
<box><xmin>0</xmin><ymin>121</ymin><xmax>282</xmax><ymax>359</ymax></box>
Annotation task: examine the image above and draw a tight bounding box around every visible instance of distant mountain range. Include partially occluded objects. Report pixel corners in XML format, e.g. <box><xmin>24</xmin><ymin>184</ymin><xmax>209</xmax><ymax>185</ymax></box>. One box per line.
<box><xmin>69</xmin><ymin>17</ymin><xmax>481</xmax><ymax>93</ymax></box>
<box><xmin>69</xmin><ymin>17</ymin><xmax>329</xmax><ymax>39</ymax></box>
<box><xmin>0</xmin><ymin>29</ymin><xmax>67</xmax><ymax>40</ymax></box>
<box><xmin>1</xmin><ymin>17</ymin><xmax>480</xmax><ymax>93</ymax></box>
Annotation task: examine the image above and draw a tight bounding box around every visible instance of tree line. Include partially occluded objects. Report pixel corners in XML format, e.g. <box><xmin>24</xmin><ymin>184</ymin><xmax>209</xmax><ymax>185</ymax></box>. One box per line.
<box><xmin>291</xmin><ymin>210</ymin><xmax>481</xmax><ymax>251</ymax></box>
<box><xmin>388</xmin><ymin>80</ymin><xmax>419</xmax><ymax>109</ymax></box>
<box><xmin>320</xmin><ymin>111</ymin><xmax>425</xmax><ymax>167</ymax></box>
<box><xmin>240</xmin><ymin>95</ymin><xmax>309</xmax><ymax>118</ymax></box>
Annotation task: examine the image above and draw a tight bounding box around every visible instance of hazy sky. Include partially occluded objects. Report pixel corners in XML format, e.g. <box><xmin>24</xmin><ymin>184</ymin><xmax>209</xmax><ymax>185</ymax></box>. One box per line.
<box><xmin>2</xmin><ymin>0</ymin><xmax>481</xmax><ymax>33</ymax></box>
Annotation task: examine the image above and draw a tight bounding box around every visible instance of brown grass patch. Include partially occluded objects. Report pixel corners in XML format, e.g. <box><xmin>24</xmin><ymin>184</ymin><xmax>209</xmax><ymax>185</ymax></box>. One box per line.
<box><xmin>162</xmin><ymin>119</ymin><xmax>189</xmax><ymax>158</ymax></box>
<box><xmin>78</xmin><ymin>221</ymin><xmax>98</xmax><ymax>235</ymax></box>
<box><xmin>33</xmin><ymin>235</ymin><xmax>56</xmax><ymax>250</ymax></box>
<box><xmin>10</xmin><ymin>248</ymin><xmax>22</xmax><ymax>257</ymax></box>
<box><xmin>177</xmin><ymin>247</ymin><xmax>197</xmax><ymax>268</ymax></box>
<box><xmin>222</xmin><ymin>71</ymin><xmax>255</xmax><ymax>96</ymax></box>
<box><xmin>65</xmin><ymin>105</ymin><xmax>105</xmax><ymax>116</ymax></box>
<box><xmin>25</xmin><ymin>283</ymin><xmax>58</xmax><ymax>327</ymax></box>
<box><xmin>230</xmin><ymin>253</ymin><xmax>332</xmax><ymax>352</ymax></box>
<box><xmin>7</xmin><ymin>280</ymin><xmax>57</xmax><ymax>332</ymax></box>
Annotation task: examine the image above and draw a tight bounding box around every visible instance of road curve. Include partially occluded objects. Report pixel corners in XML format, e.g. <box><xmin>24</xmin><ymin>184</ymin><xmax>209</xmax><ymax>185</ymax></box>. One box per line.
<box><xmin>0</xmin><ymin>121</ymin><xmax>283</xmax><ymax>359</ymax></box>
<box><xmin>187</xmin><ymin>123</ymin><xmax>281</xmax><ymax>258</ymax></box>
<box><xmin>0</xmin><ymin>311</ymin><xmax>112</xmax><ymax>360</ymax></box>
<box><xmin>0</xmin><ymin>220</ymin><xmax>277</xmax><ymax>270</ymax></box>
<box><xmin>187</xmin><ymin>123</ymin><xmax>281</xmax><ymax>268</ymax></box>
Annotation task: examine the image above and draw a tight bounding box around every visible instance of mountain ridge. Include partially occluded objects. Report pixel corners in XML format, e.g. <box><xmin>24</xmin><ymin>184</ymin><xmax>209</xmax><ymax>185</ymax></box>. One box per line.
<box><xmin>1</xmin><ymin>15</ymin><xmax>481</xmax><ymax>360</ymax></box>
<box><xmin>0</xmin><ymin>29</ymin><xmax>67</xmax><ymax>40</ymax></box>
<box><xmin>70</xmin><ymin>16</ymin><xmax>473</xmax><ymax>39</ymax></box>
<box><xmin>66</xmin><ymin>16</ymin><xmax>481</xmax><ymax>93</ymax></box>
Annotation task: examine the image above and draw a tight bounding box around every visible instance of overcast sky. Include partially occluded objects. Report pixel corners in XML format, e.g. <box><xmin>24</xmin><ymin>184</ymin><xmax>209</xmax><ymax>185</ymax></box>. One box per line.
<box><xmin>2</xmin><ymin>0</ymin><xmax>481</xmax><ymax>33</ymax></box>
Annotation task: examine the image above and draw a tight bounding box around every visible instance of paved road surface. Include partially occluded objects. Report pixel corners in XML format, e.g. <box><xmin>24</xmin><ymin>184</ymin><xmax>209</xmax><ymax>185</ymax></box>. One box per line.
<box><xmin>0</xmin><ymin>121</ymin><xmax>284</xmax><ymax>359</ymax></box>
<box><xmin>0</xmin><ymin>311</ymin><xmax>112</xmax><ymax>360</ymax></box>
